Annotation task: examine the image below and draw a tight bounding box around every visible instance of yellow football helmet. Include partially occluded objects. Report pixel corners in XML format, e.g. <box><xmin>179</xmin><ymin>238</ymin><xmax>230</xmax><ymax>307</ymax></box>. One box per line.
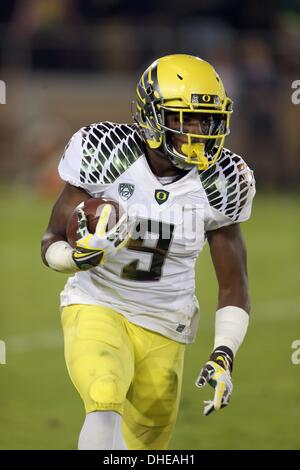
<box><xmin>134</xmin><ymin>54</ymin><xmax>233</xmax><ymax>170</ymax></box>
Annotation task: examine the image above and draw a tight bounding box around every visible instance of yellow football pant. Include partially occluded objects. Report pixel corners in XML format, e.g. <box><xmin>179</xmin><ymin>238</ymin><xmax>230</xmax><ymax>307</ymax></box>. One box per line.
<box><xmin>61</xmin><ymin>304</ymin><xmax>185</xmax><ymax>450</ymax></box>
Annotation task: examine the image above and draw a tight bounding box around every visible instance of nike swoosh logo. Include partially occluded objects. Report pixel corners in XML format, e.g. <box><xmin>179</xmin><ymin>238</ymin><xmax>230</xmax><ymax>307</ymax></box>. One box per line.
<box><xmin>73</xmin><ymin>250</ymin><xmax>104</xmax><ymax>259</ymax></box>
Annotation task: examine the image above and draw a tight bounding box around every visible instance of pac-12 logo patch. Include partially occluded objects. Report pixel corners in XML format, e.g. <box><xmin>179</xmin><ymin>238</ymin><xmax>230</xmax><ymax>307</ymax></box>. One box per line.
<box><xmin>118</xmin><ymin>183</ymin><xmax>135</xmax><ymax>200</ymax></box>
<box><xmin>155</xmin><ymin>189</ymin><xmax>169</xmax><ymax>205</ymax></box>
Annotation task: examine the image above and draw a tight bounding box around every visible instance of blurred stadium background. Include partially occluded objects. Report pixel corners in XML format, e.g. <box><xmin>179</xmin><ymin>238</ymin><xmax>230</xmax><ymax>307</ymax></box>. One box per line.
<box><xmin>0</xmin><ymin>0</ymin><xmax>299</xmax><ymax>450</ymax></box>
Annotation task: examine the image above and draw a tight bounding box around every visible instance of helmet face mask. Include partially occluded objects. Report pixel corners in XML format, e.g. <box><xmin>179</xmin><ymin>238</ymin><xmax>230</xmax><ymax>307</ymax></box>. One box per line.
<box><xmin>161</xmin><ymin>109</ymin><xmax>228</xmax><ymax>169</ymax></box>
<box><xmin>134</xmin><ymin>54</ymin><xmax>233</xmax><ymax>171</ymax></box>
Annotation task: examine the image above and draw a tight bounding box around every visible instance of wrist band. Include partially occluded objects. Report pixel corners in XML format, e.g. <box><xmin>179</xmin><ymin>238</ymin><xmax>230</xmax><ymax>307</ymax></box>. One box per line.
<box><xmin>214</xmin><ymin>306</ymin><xmax>249</xmax><ymax>356</ymax></box>
<box><xmin>45</xmin><ymin>240</ymin><xmax>78</xmax><ymax>274</ymax></box>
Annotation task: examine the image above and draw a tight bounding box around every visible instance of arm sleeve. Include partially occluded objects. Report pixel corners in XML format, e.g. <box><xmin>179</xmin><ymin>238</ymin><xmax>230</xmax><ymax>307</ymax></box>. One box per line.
<box><xmin>58</xmin><ymin>129</ymin><xmax>84</xmax><ymax>188</ymax></box>
<box><xmin>202</xmin><ymin>150</ymin><xmax>256</xmax><ymax>232</ymax></box>
<box><xmin>58</xmin><ymin>126</ymin><xmax>110</xmax><ymax>195</ymax></box>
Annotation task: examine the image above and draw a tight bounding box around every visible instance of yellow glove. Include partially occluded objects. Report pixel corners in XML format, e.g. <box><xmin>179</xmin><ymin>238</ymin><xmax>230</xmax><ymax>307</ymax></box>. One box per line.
<box><xmin>73</xmin><ymin>202</ymin><xmax>133</xmax><ymax>270</ymax></box>
<box><xmin>195</xmin><ymin>348</ymin><xmax>233</xmax><ymax>416</ymax></box>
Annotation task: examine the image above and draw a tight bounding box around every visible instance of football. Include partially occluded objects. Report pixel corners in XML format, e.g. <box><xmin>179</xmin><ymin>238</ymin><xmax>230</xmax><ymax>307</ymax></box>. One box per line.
<box><xmin>67</xmin><ymin>197</ymin><xmax>122</xmax><ymax>248</ymax></box>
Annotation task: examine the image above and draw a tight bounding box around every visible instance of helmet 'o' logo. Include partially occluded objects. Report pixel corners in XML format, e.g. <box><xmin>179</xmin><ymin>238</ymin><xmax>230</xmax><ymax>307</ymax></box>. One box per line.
<box><xmin>191</xmin><ymin>93</ymin><xmax>220</xmax><ymax>105</ymax></box>
<box><xmin>202</xmin><ymin>94</ymin><xmax>211</xmax><ymax>102</ymax></box>
<box><xmin>155</xmin><ymin>189</ymin><xmax>169</xmax><ymax>205</ymax></box>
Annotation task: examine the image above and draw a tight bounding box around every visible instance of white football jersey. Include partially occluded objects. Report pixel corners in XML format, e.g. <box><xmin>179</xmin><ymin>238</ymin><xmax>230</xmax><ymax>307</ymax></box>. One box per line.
<box><xmin>58</xmin><ymin>122</ymin><xmax>255</xmax><ymax>343</ymax></box>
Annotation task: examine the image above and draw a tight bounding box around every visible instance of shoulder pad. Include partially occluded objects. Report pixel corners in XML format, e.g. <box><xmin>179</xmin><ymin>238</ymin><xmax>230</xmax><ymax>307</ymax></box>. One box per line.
<box><xmin>79</xmin><ymin>122</ymin><xmax>143</xmax><ymax>185</ymax></box>
<box><xmin>199</xmin><ymin>148</ymin><xmax>255</xmax><ymax>222</ymax></box>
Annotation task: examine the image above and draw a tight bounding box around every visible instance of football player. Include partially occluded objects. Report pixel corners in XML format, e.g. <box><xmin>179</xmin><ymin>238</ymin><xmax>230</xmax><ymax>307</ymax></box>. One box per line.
<box><xmin>41</xmin><ymin>54</ymin><xmax>255</xmax><ymax>450</ymax></box>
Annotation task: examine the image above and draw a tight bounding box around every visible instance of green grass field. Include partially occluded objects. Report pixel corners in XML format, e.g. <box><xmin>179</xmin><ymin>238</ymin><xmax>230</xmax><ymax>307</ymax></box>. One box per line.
<box><xmin>0</xmin><ymin>187</ymin><xmax>299</xmax><ymax>449</ymax></box>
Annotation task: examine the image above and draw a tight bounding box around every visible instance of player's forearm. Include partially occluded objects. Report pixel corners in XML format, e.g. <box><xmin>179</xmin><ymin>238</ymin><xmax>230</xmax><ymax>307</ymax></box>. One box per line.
<box><xmin>217</xmin><ymin>278</ymin><xmax>250</xmax><ymax>313</ymax></box>
<box><xmin>215</xmin><ymin>278</ymin><xmax>250</xmax><ymax>356</ymax></box>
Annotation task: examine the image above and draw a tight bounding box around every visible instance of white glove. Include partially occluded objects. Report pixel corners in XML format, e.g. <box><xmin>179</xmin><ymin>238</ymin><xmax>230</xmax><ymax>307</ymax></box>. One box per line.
<box><xmin>72</xmin><ymin>202</ymin><xmax>133</xmax><ymax>270</ymax></box>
